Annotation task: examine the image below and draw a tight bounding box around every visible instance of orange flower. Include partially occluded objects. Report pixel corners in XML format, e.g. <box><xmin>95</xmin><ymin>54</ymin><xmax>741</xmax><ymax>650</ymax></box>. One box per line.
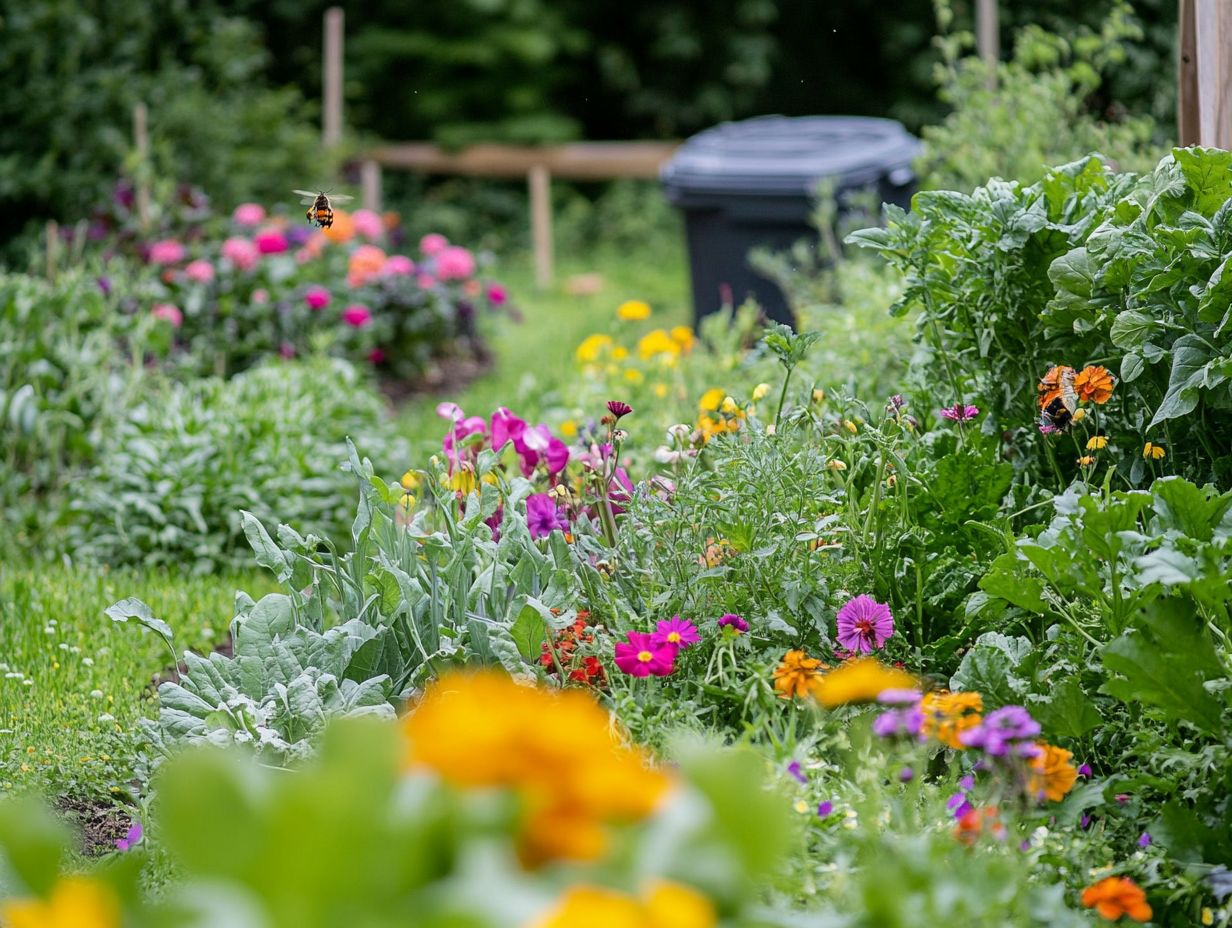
<box><xmin>1082</xmin><ymin>877</ymin><xmax>1152</xmax><ymax>922</ymax></box>
<box><xmin>347</xmin><ymin>244</ymin><xmax>387</xmax><ymax>286</ymax></box>
<box><xmin>322</xmin><ymin>208</ymin><xmax>356</xmax><ymax>243</ymax></box>
<box><xmin>920</xmin><ymin>691</ymin><xmax>983</xmax><ymax>749</ymax></box>
<box><xmin>773</xmin><ymin>650</ymin><xmax>826</xmax><ymax>699</ymax></box>
<box><xmin>1029</xmin><ymin>743</ymin><xmax>1079</xmax><ymax>802</ymax></box>
<box><xmin>1074</xmin><ymin>365</ymin><xmax>1115</xmax><ymax>404</ymax></box>
<box><xmin>954</xmin><ymin>806</ymin><xmax>1006</xmax><ymax>845</ymax></box>
<box><xmin>1038</xmin><ymin>364</ymin><xmax>1076</xmax><ymax>411</ymax></box>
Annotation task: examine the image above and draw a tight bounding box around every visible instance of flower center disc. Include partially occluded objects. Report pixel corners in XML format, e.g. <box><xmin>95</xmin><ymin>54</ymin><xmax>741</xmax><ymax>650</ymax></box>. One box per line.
<box><xmin>637</xmin><ymin>650</ymin><xmax>653</xmax><ymax>662</ymax></box>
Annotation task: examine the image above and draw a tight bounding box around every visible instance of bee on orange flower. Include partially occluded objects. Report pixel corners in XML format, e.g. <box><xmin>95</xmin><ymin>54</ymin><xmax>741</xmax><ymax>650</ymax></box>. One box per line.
<box><xmin>293</xmin><ymin>189</ymin><xmax>353</xmax><ymax>229</ymax></box>
<box><xmin>1038</xmin><ymin>364</ymin><xmax>1078</xmax><ymax>431</ymax></box>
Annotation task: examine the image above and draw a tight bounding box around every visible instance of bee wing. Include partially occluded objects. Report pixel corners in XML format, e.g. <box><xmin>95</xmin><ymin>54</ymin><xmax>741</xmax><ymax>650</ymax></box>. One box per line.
<box><xmin>329</xmin><ymin>194</ymin><xmax>355</xmax><ymax>202</ymax></box>
<box><xmin>292</xmin><ymin>190</ymin><xmax>318</xmax><ymax>202</ymax></box>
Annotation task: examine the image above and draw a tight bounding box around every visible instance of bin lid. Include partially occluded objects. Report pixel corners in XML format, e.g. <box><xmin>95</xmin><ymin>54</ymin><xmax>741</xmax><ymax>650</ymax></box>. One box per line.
<box><xmin>660</xmin><ymin>115</ymin><xmax>921</xmax><ymax>199</ymax></box>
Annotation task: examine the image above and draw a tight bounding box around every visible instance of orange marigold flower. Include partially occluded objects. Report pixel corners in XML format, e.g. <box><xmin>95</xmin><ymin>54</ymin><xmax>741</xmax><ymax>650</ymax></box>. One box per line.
<box><xmin>773</xmin><ymin>649</ymin><xmax>826</xmax><ymax>699</ymax></box>
<box><xmin>920</xmin><ymin>690</ymin><xmax>983</xmax><ymax>749</ymax></box>
<box><xmin>1074</xmin><ymin>365</ymin><xmax>1115</xmax><ymax>404</ymax></box>
<box><xmin>1029</xmin><ymin>742</ymin><xmax>1079</xmax><ymax>802</ymax></box>
<box><xmin>1082</xmin><ymin>876</ymin><xmax>1152</xmax><ymax>922</ymax></box>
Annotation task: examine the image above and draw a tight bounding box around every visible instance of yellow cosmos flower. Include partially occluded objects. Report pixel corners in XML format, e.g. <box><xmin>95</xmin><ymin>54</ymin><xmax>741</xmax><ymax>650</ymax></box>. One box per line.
<box><xmin>809</xmin><ymin>658</ymin><xmax>917</xmax><ymax>707</ymax></box>
<box><xmin>531</xmin><ymin>881</ymin><xmax>715</xmax><ymax>928</ymax></box>
<box><xmin>403</xmin><ymin>671</ymin><xmax>671</xmax><ymax>866</ymax></box>
<box><xmin>698</xmin><ymin>388</ymin><xmax>725</xmax><ymax>412</ymax></box>
<box><xmin>1143</xmin><ymin>442</ymin><xmax>1166</xmax><ymax>460</ymax></box>
<box><xmin>720</xmin><ymin>396</ymin><xmax>739</xmax><ymax>415</ymax></box>
<box><xmin>616</xmin><ymin>299</ymin><xmax>652</xmax><ymax>321</ymax></box>
<box><xmin>1</xmin><ymin>877</ymin><xmax>121</xmax><ymax>928</ymax></box>
<box><xmin>576</xmin><ymin>334</ymin><xmax>613</xmax><ymax>364</ymax></box>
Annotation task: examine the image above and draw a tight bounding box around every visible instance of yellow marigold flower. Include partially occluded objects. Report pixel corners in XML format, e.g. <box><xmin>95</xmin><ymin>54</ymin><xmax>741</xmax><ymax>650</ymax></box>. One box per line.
<box><xmin>920</xmin><ymin>691</ymin><xmax>983</xmax><ymax>749</ymax></box>
<box><xmin>1</xmin><ymin>876</ymin><xmax>121</xmax><ymax>928</ymax></box>
<box><xmin>1143</xmin><ymin>442</ymin><xmax>1166</xmax><ymax>460</ymax></box>
<box><xmin>752</xmin><ymin>382</ymin><xmax>771</xmax><ymax>401</ymax></box>
<box><xmin>653</xmin><ymin>383</ymin><xmax>668</xmax><ymax>398</ymax></box>
<box><xmin>809</xmin><ymin>658</ymin><xmax>917</xmax><ymax>708</ymax></box>
<box><xmin>616</xmin><ymin>299</ymin><xmax>652</xmax><ymax>321</ymax></box>
<box><xmin>698</xmin><ymin>388</ymin><xmax>725</xmax><ymax>412</ymax></box>
<box><xmin>827</xmin><ymin>459</ymin><xmax>847</xmax><ymax>471</ymax></box>
<box><xmin>1086</xmin><ymin>434</ymin><xmax>1108</xmax><ymax>450</ymax></box>
<box><xmin>612</xmin><ymin>345</ymin><xmax>629</xmax><ymax>361</ymax></box>
<box><xmin>1029</xmin><ymin>743</ymin><xmax>1079</xmax><ymax>803</ymax></box>
<box><xmin>1077</xmin><ymin>455</ymin><xmax>1095</xmax><ymax>467</ymax></box>
<box><xmin>1073</xmin><ymin>365</ymin><xmax>1115</xmax><ymax>405</ymax></box>
<box><xmin>531</xmin><ymin>881</ymin><xmax>715</xmax><ymax>928</ymax></box>
<box><xmin>624</xmin><ymin>368</ymin><xmax>645</xmax><ymax>384</ymax></box>
<box><xmin>670</xmin><ymin>325</ymin><xmax>695</xmax><ymax>353</ymax></box>
<box><xmin>559</xmin><ymin>419</ymin><xmax>578</xmax><ymax>438</ymax></box>
<box><xmin>400</xmin><ymin>470</ymin><xmax>420</xmax><ymax>490</ymax></box>
<box><xmin>403</xmin><ymin>671</ymin><xmax>671</xmax><ymax>866</ymax></box>
<box><xmin>773</xmin><ymin>650</ymin><xmax>827</xmax><ymax>699</ymax></box>
<box><xmin>637</xmin><ymin>329</ymin><xmax>678</xmax><ymax>360</ymax></box>
<box><xmin>576</xmin><ymin>334</ymin><xmax>613</xmax><ymax>364</ymax></box>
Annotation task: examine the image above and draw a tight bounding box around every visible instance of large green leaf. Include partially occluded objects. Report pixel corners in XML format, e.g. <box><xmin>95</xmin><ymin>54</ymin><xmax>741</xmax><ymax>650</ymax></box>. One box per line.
<box><xmin>1148</xmin><ymin>334</ymin><xmax>1213</xmax><ymax>428</ymax></box>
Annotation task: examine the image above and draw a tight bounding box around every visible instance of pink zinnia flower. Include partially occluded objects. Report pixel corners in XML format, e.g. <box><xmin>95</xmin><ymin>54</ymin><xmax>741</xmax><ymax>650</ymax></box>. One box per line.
<box><xmin>151</xmin><ymin>303</ymin><xmax>182</xmax><ymax>328</ymax></box>
<box><xmin>651</xmin><ymin>615</ymin><xmax>700</xmax><ymax>650</ymax></box>
<box><xmin>304</xmin><ymin>285</ymin><xmax>331</xmax><ymax>310</ymax></box>
<box><xmin>255</xmin><ymin>229</ymin><xmax>289</xmax><ymax>254</ymax></box>
<box><xmin>436</xmin><ymin>245</ymin><xmax>476</xmax><ymax>280</ymax></box>
<box><xmin>183</xmin><ymin>259</ymin><xmax>214</xmax><ymax>283</ymax></box>
<box><xmin>352</xmin><ymin>209</ymin><xmax>384</xmax><ymax>240</ymax></box>
<box><xmin>835</xmin><ymin>594</ymin><xmax>894</xmax><ymax>653</ymax></box>
<box><xmin>487</xmin><ymin>283</ymin><xmax>508</xmax><ymax>305</ymax></box>
<box><xmin>420</xmin><ymin>233</ymin><xmax>449</xmax><ymax>256</ymax></box>
<box><xmin>341</xmin><ymin>304</ymin><xmax>372</xmax><ymax>328</ymax></box>
<box><xmin>221</xmin><ymin>236</ymin><xmax>259</xmax><ymax>271</ymax></box>
<box><xmin>384</xmin><ymin>254</ymin><xmax>414</xmax><ymax>275</ymax></box>
<box><xmin>939</xmin><ymin>403</ymin><xmax>980</xmax><ymax>422</ymax></box>
<box><xmin>148</xmin><ymin>239</ymin><xmax>185</xmax><ymax>265</ymax></box>
<box><xmin>614</xmin><ymin>631</ymin><xmax>675</xmax><ymax>677</ymax></box>
<box><xmin>232</xmin><ymin>203</ymin><xmax>266</xmax><ymax>226</ymax></box>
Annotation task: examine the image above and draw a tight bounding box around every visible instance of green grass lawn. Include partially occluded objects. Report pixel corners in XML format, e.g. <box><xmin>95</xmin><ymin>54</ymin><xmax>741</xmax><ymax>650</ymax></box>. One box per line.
<box><xmin>0</xmin><ymin>564</ymin><xmax>272</xmax><ymax>807</ymax></box>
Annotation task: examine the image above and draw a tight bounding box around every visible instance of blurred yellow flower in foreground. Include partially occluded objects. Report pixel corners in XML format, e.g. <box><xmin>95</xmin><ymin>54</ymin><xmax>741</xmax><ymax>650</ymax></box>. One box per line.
<box><xmin>530</xmin><ymin>881</ymin><xmax>715</xmax><ymax>928</ymax></box>
<box><xmin>698</xmin><ymin>388</ymin><xmax>725</xmax><ymax>412</ymax></box>
<box><xmin>920</xmin><ymin>691</ymin><xmax>983</xmax><ymax>749</ymax></box>
<box><xmin>403</xmin><ymin>671</ymin><xmax>671</xmax><ymax>866</ymax></box>
<box><xmin>670</xmin><ymin>326</ymin><xmax>696</xmax><ymax>353</ymax></box>
<box><xmin>617</xmin><ymin>299</ymin><xmax>652</xmax><ymax>321</ymax></box>
<box><xmin>638</xmin><ymin>328</ymin><xmax>679</xmax><ymax>360</ymax></box>
<box><xmin>809</xmin><ymin>658</ymin><xmax>917</xmax><ymax>708</ymax></box>
<box><xmin>1</xmin><ymin>876</ymin><xmax>120</xmax><ymax>928</ymax></box>
<box><xmin>576</xmin><ymin>334</ymin><xmax>613</xmax><ymax>364</ymax></box>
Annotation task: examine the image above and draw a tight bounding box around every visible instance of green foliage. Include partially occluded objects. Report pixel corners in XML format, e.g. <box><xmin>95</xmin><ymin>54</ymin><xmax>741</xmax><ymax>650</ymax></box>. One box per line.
<box><xmin>68</xmin><ymin>358</ymin><xmax>404</xmax><ymax>572</ymax></box>
<box><xmin>918</xmin><ymin>1</ymin><xmax>1162</xmax><ymax>191</ymax></box>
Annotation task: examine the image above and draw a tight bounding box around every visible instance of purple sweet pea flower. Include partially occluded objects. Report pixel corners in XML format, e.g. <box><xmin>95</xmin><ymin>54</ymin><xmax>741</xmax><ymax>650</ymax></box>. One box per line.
<box><xmin>959</xmin><ymin>774</ymin><xmax>975</xmax><ymax>791</ymax></box>
<box><xmin>946</xmin><ymin>793</ymin><xmax>974</xmax><ymax>819</ymax></box>
<box><xmin>491</xmin><ymin>407</ymin><xmax>526</xmax><ymax>452</ymax></box>
<box><xmin>872</xmin><ymin>705</ymin><xmax>923</xmax><ymax>738</ymax></box>
<box><xmin>1081</xmin><ymin>814</ymin><xmax>1092</xmax><ymax>830</ymax></box>
<box><xmin>526</xmin><ymin>493</ymin><xmax>567</xmax><ymax>540</ymax></box>
<box><xmin>1078</xmin><ymin>763</ymin><xmax>1092</xmax><ymax>778</ymax></box>
<box><xmin>817</xmin><ymin>801</ymin><xmax>834</xmax><ymax>818</ymax></box>
<box><xmin>115</xmin><ymin>821</ymin><xmax>142</xmax><ymax>852</ymax></box>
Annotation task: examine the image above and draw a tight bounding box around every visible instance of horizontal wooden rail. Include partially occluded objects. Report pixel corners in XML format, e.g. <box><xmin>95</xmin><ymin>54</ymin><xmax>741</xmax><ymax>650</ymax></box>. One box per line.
<box><xmin>365</xmin><ymin>141</ymin><xmax>679</xmax><ymax>180</ymax></box>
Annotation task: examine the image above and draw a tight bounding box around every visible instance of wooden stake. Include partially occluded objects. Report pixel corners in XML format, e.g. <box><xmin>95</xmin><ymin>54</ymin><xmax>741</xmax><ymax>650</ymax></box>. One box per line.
<box><xmin>323</xmin><ymin>8</ymin><xmax>344</xmax><ymax>146</ymax></box>
<box><xmin>360</xmin><ymin>159</ymin><xmax>382</xmax><ymax>212</ymax></box>
<box><xmin>132</xmin><ymin>102</ymin><xmax>151</xmax><ymax>230</ymax></box>
<box><xmin>1179</xmin><ymin>0</ymin><xmax>1199</xmax><ymax>145</ymax></box>
<box><xmin>529</xmin><ymin>165</ymin><xmax>553</xmax><ymax>290</ymax></box>
<box><xmin>46</xmin><ymin>221</ymin><xmax>58</xmax><ymax>281</ymax></box>
<box><xmin>976</xmin><ymin>0</ymin><xmax>999</xmax><ymax>90</ymax></box>
<box><xmin>1194</xmin><ymin>0</ymin><xmax>1232</xmax><ymax>148</ymax></box>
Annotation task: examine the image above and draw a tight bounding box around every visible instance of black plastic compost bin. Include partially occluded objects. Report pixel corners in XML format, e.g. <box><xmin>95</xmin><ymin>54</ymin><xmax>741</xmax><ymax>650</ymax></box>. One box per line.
<box><xmin>660</xmin><ymin>115</ymin><xmax>921</xmax><ymax>327</ymax></box>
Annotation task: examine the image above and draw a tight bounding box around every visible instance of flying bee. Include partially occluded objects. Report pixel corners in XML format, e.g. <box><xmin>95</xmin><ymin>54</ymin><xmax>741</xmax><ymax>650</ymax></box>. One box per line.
<box><xmin>1038</xmin><ymin>364</ymin><xmax>1079</xmax><ymax>431</ymax></box>
<box><xmin>293</xmin><ymin>190</ymin><xmax>353</xmax><ymax>229</ymax></box>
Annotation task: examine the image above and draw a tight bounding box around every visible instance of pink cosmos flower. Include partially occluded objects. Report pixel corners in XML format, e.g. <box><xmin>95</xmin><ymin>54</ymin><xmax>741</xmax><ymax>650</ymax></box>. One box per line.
<box><xmin>341</xmin><ymin>304</ymin><xmax>372</xmax><ymax>328</ymax></box>
<box><xmin>835</xmin><ymin>594</ymin><xmax>894</xmax><ymax>653</ymax></box>
<box><xmin>151</xmin><ymin>303</ymin><xmax>183</xmax><ymax>328</ymax></box>
<box><xmin>651</xmin><ymin>615</ymin><xmax>700</xmax><ymax>650</ymax></box>
<box><xmin>420</xmin><ymin>233</ymin><xmax>449</xmax><ymax>256</ymax></box>
<box><xmin>255</xmin><ymin>229</ymin><xmax>289</xmax><ymax>255</ymax></box>
<box><xmin>232</xmin><ymin>203</ymin><xmax>266</xmax><ymax>226</ymax></box>
<box><xmin>526</xmin><ymin>493</ymin><xmax>568</xmax><ymax>539</ymax></box>
<box><xmin>436</xmin><ymin>245</ymin><xmax>476</xmax><ymax>280</ymax></box>
<box><xmin>939</xmin><ymin>403</ymin><xmax>980</xmax><ymax>422</ymax></box>
<box><xmin>148</xmin><ymin>239</ymin><xmax>185</xmax><ymax>265</ymax></box>
<box><xmin>221</xmin><ymin>236</ymin><xmax>259</xmax><ymax>271</ymax></box>
<box><xmin>304</xmin><ymin>285</ymin><xmax>331</xmax><ymax>310</ymax></box>
<box><xmin>384</xmin><ymin>254</ymin><xmax>414</xmax><ymax>275</ymax></box>
<box><xmin>487</xmin><ymin>283</ymin><xmax>508</xmax><ymax>305</ymax></box>
<box><xmin>613</xmin><ymin>631</ymin><xmax>676</xmax><ymax>677</ymax></box>
<box><xmin>352</xmin><ymin>208</ymin><xmax>384</xmax><ymax>240</ymax></box>
<box><xmin>183</xmin><ymin>259</ymin><xmax>214</xmax><ymax>283</ymax></box>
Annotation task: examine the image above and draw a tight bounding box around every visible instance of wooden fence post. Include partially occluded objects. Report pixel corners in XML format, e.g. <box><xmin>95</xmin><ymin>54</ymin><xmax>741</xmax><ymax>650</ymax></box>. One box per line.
<box><xmin>529</xmin><ymin>165</ymin><xmax>553</xmax><ymax>290</ymax></box>
<box><xmin>1193</xmin><ymin>0</ymin><xmax>1232</xmax><ymax>148</ymax></box>
<box><xmin>323</xmin><ymin>8</ymin><xmax>344</xmax><ymax>146</ymax></box>
<box><xmin>360</xmin><ymin>160</ymin><xmax>382</xmax><ymax>212</ymax></box>
<box><xmin>132</xmin><ymin>102</ymin><xmax>151</xmax><ymax>230</ymax></box>
<box><xmin>976</xmin><ymin>0</ymin><xmax>999</xmax><ymax>89</ymax></box>
<box><xmin>1179</xmin><ymin>0</ymin><xmax>1200</xmax><ymax>145</ymax></box>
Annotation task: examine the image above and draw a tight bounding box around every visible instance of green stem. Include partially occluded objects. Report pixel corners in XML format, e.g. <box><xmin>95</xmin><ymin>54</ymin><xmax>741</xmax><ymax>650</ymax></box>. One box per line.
<box><xmin>774</xmin><ymin>365</ymin><xmax>795</xmax><ymax>433</ymax></box>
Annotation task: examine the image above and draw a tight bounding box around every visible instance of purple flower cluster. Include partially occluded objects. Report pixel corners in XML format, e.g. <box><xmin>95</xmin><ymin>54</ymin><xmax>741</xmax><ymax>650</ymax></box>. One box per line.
<box><xmin>872</xmin><ymin>688</ymin><xmax>924</xmax><ymax>738</ymax></box>
<box><xmin>959</xmin><ymin>705</ymin><xmax>1041</xmax><ymax>758</ymax></box>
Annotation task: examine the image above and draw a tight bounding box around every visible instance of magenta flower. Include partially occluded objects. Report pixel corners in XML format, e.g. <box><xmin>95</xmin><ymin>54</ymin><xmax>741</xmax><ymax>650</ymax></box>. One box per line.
<box><xmin>651</xmin><ymin>615</ymin><xmax>700</xmax><ymax>650</ymax></box>
<box><xmin>385</xmin><ymin>254</ymin><xmax>414</xmax><ymax>275</ymax></box>
<box><xmin>221</xmin><ymin>236</ymin><xmax>259</xmax><ymax>271</ymax></box>
<box><xmin>151</xmin><ymin>303</ymin><xmax>182</xmax><ymax>328</ymax></box>
<box><xmin>491</xmin><ymin>407</ymin><xmax>527</xmax><ymax>452</ymax></box>
<box><xmin>939</xmin><ymin>403</ymin><xmax>980</xmax><ymax>422</ymax></box>
<box><xmin>183</xmin><ymin>259</ymin><xmax>214</xmax><ymax>283</ymax></box>
<box><xmin>255</xmin><ymin>229</ymin><xmax>289</xmax><ymax>255</ymax></box>
<box><xmin>717</xmin><ymin>613</ymin><xmax>748</xmax><ymax>634</ymax></box>
<box><xmin>420</xmin><ymin>233</ymin><xmax>449</xmax><ymax>256</ymax></box>
<box><xmin>148</xmin><ymin>239</ymin><xmax>185</xmax><ymax>264</ymax></box>
<box><xmin>341</xmin><ymin>304</ymin><xmax>372</xmax><ymax>328</ymax></box>
<box><xmin>613</xmin><ymin>631</ymin><xmax>675</xmax><ymax>677</ymax></box>
<box><xmin>436</xmin><ymin>245</ymin><xmax>476</xmax><ymax>280</ymax></box>
<box><xmin>835</xmin><ymin>595</ymin><xmax>894</xmax><ymax>653</ymax></box>
<box><xmin>304</xmin><ymin>285</ymin><xmax>331</xmax><ymax>310</ymax></box>
<box><xmin>442</xmin><ymin>415</ymin><xmax>487</xmax><ymax>465</ymax></box>
<box><xmin>1078</xmin><ymin>763</ymin><xmax>1092</xmax><ymax>778</ymax></box>
<box><xmin>115</xmin><ymin>821</ymin><xmax>142</xmax><ymax>852</ymax></box>
<box><xmin>526</xmin><ymin>493</ymin><xmax>567</xmax><ymax>540</ymax></box>
<box><xmin>368</xmin><ymin>348</ymin><xmax>386</xmax><ymax>365</ymax></box>
<box><xmin>607</xmin><ymin>400</ymin><xmax>633</xmax><ymax>420</ymax></box>
<box><xmin>817</xmin><ymin>801</ymin><xmax>833</xmax><ymax>817</ymax></box>
<box><xmin>487</xmin><ymin>284</ymin><xmax>508</xmax><ymax>305</ymax></box>
<box><xmin>352</xmin><ymin>208</ymin><xmax>384</xmax><ymax>240</ymax></box>
<box><xmin>279</xmin><ymin>342</ymin><xmax>296</xmax><ymax>359</ymax></box>
<box><xmin>232</xmin><ymin>202</ymin><xmax>266</xmax><ymax>226</ymax></box>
